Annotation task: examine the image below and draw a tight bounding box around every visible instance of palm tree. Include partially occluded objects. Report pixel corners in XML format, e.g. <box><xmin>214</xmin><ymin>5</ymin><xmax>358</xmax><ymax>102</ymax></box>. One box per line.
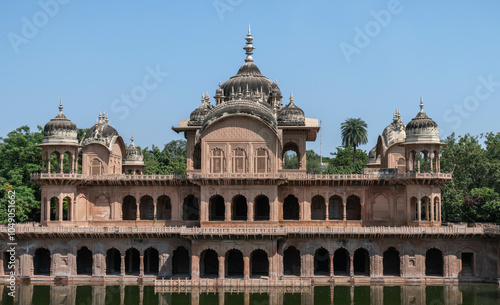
<box><xmin>341</xmin><ymin>118</ymin><xmax>368</xmax><ymax>164</ymax></box>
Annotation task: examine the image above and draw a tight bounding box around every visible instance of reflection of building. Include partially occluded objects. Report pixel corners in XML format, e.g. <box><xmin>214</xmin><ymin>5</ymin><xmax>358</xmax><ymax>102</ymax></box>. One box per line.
<box><xmin>2</xmin><ymin>29</ymin><xmax>499</xmax><ymax>285</ymax></box>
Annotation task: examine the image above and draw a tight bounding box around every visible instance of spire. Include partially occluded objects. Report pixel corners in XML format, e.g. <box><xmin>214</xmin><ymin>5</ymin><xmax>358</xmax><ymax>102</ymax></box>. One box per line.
<box><xmin>130</xmin><ymin>133</ymin><xmax>135</xmax><ymax>145</ymax></box>
<box><xmin>201</xmin><ymin>93</ymin><xmax>205</xmax><ymax>104</ymax></box>
<box><xmin>420</xmin><ymin>96</ymin><xmax>424</xmax><ymax>112</ymax></box>
<box><xmin>289</xmin><ymin>92</ymin><xmax>294</xmax><ymax>104</ymax></box>
<box><xmin>243</xmin><ymin>24</ymin><xmax>255</xmax><ymax>63</ymax></box>
<box><xmin>58</xmin><ymin>100</ymin><xmax>63</xmax><ymax>113</ymax></box>
<box><xmin>98</xmin><ymin>111</ymin><xmax>102</xmax><ymax>123</ymax></box>
<box><xmin>105</xmin><ymin>114</ymin><xmax>109</xmax><ymax>123</ymax></box>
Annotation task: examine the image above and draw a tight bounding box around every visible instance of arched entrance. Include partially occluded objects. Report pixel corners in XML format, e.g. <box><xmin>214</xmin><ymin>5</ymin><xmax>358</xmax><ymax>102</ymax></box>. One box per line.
<box><xmin>106</xmin><ymin>248</ymin><xmax>121</xmax><ymax>275</ymax></box>
<box><xmin>122</xmin><ymin>196</ymin><xmax>137</xmax><ymax>220</ymax></box>
<box><xmin>200</xmin><ymin>249</ymin><xmax>218</xmax><ymax>278</ymax></box>
<box><xmin>172</xmin><ymin>246</ymin><xmax>190</xmax><ymax>276</ymax></box>
<box><xmin>346</xmin><ymin>195</ymin><xmax>361</xmax><ymax>220</ymax></box>
<box><xmin>232</xmin><ymin>195</ymin><xmax>247</xmax><ymax>221</ymax></box>
<box><xmin>426</xmin><ymin>248</ymin><xmax>443</xmax><ymax>276</ymax></box>
<box><xmin>76</xmin><ymin>246</ymin><xmax>93</xmax><ymax>275</ymax></box>
<box><xmin>311</xmin><ymin>195</ymin><xmax>326</xmax><ymax>220</ymax></box>
<box><xmin>209</xmin><ymin>195</ymin><xmax>225</xmax><ymax>221</ymax></box>
<box><xmin>139</xmin><ymin>195</ymin><xmax>154</xmax><ymax>220</ymax></box>
<box><xmin>254</xmin><ymin>195</ymin><xmax>270</xmax><ymax>221</ymax></box>
<box><xmin>183</xmin><ymin>195</ymin><xmax>199</xmax><ymax>221</ymax></box>
<box><xmin>283</xmin><ymin>246</ymin><xmax>301</xmax><ymax>276</ymax></box>
<box><xmin>226</xmin><ymin>249</ymin><xmax>244</xmax><ymax>277</ymax></box>
<box><xmin>353</xmin><ymin>248</ymin><xmax>370</xmax><ymax>276</ymax></box>
<box><xmin>250</xmin><ymin>249</ymin><xmax>268</xmax><ymax>277</ymax></box>
<box><xmin>144</xmin><ymin>248</ymin><xmax>159</xmax><ymax>275</ymax></box>
<box><xmin>333</xmin><ymin>248</ymin><xmax>349</xmax><ymax>275</ymax></box>
<box><xmin>157</xmin><ymin>195</ymin><xmax>171</xmax><ymax>220</ymax></box>
<box><xmin>125</xmin><ymin>248</ymin><xmax>140</xmax><ymax>275</ymax></box>
<box><xmin>314</xmin><ymin>248</ymin><xmax>330</xmax><ymax>275</ymax></box>
<box><xmin>383</xmin><ymin>247</ymin><xmax>400</xmax><ymax>276</ymax></box>
<box><xmin>34</xmin><ymin>248</ymin><xmax>51</xmax><ymax>275</ymax></box>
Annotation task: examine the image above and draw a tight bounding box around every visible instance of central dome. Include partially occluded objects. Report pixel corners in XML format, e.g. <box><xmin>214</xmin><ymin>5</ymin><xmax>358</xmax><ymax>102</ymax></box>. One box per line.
<box><xmin>219</xmin><ymin>26</ymin><xmax>278</xmax><ymax>105</ymax></box>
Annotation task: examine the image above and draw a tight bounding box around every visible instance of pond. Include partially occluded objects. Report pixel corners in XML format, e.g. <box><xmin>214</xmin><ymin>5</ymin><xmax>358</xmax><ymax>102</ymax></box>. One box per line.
<box><xmin>1</xmin><ymin>284</ymin><xmax>499</xmax><ymax>304</ymax></box>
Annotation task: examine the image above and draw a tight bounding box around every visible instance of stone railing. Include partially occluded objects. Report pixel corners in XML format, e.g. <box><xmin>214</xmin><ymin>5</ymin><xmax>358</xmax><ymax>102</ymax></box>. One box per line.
<box><xmin>30</xmin><ymin>172</ymin><xmax>452</xmax><ymax>181</ymax></box>
<box><xmin>1</xmin><ymin>224</ymin><xmax>488</xmax><ymax>236</ymax></box>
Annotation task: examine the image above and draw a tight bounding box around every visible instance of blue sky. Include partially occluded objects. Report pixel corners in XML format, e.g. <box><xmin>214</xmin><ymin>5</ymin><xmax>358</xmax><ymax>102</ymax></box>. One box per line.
<box><xmin>2</xmin><ymin>1</ymin><xmax>500</xmax><ymax>155</ymax></box>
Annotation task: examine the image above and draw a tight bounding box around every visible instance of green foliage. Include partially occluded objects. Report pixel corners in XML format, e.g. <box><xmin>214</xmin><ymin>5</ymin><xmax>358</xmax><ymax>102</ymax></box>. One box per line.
<box><xmin>283</xmin><ymin>151</ymin><xmax>299</xmax><ymax>170</ymax></box>
<box><xmin>340</xmin><ymin>118</ymin><xmax>368</xmax><ymax>164</ymax></box>
<box><xmin>0</xmin><ymin>126</ymin><xmax>43</xmax><ymax>223</ymax></box>
<box><xmin>142</xmin><ymin>140</ymin><xmax>187</xmax><ymax>175</ymax></box>
<box><xmin>306</xmin><ymin>150</ymin><xmax>322</xmax><ymax>174</ymax></box>
<box><xmin>440</xmin><ymin>133</ymin><xmax>500</xmax><ymax>223</ymax></box>
<box><xmin>324</xmin><ymin>146</ymin><xmax>368</xmax><ymax>174</ymax></box>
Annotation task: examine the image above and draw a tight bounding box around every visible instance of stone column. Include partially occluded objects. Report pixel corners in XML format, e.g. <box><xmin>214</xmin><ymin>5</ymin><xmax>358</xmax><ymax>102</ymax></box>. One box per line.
<box><xmin>225</xmin><ymin>201</ymin><xmax>231</xmax><ymax>222</ymax></box>
<box><xmin>417</xmin><ymin>198</ymin><xmax>421</xmax><ymax>222</ymax></box>
<box><xmin>46</xmin><ymin>198</ymin><xmax>51</xmax><ymax>222</ymax></box>
<box><xmin>244</xmin><ymin>256</ymin><xmax>250</xmax><ymax>279</ymax></box>
<box><xmin>136</xmin><ymin>202</ymin><xmax>140</xmax><ymax>221</ymax></box>
<box><xmin>58</xmin><ymin>194</ymin><xmax>63</xmax><ymax>221</ymax></box>
<box><xmin>430</xmin><ymin>198</ymin><xmax>435</xmax><ymax>221</ymax></box>
<box><xmin>153</xmin><ymin>198</ymin><xmax>157</xmax><ymax>221</ymax></box>
<box><xmin>325</xmin><ymin>201</ymin><xmax>329</xmax><ymax>220</ymax></box>
<box><xmin>417</xmin><ymin>152</ymin><xmax>421</xmax><ymax>173</ymax></box>
<box><xmin>48</xmin><ymin>152</ymin><xmax>52</xmax><ymax>173</ymax></box>
<box><xmin>120</xmin><ymin>255</ymin><xmax>125</xmax><ymax>276</ymax></box>
<box><xmin>330</xmin><ymin>256</ymin><xmax>334</xmax><ymax>277</ymax></box>
<box><xmin>343</xmin><ymin>201</ymin><xmax>347</xmax><ymax>221</ymax></box>
<box><xmin>218</xmin><ymin>255</ymin><xmax>225</xmax><ymax>279</ymax></box>
<box><xmin>140</xmin><ymin>255</ymin><xmax>144</xmax><ymax>276</ymax></box>
<box><xmin>430</xmin><ymin>152</ymin><xmax>434</xmax><ymax>172</ymax></box>
<box><xmin>191</xmin><ymin>255</ymin><xmax>200</xmax><ymax>280</ymax></box>
<box><xmin>350</xmin><ymin>255</ymin><xmax>354</xmax><ymax>277</ymax></box>
<box><xmin>60</xmin><ymin>153</ymin><xmax>64</xmax><ymax>173</ymax></box>
<box><xmin>248</xmin><ymin>201</ymin><xmax>253</xmax><ymax>222</ymax></box>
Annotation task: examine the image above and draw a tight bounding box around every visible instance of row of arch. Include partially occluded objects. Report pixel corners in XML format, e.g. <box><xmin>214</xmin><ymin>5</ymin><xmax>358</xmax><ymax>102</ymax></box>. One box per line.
<box><xmin>410</xmin><ymin>196</ymin><xmax>441</xmax><ymax>222</ymax></box>
<box><xmin>32</xmin><ymin>246</ymin><xmax>446</xmax><ymax>277</ymax></box>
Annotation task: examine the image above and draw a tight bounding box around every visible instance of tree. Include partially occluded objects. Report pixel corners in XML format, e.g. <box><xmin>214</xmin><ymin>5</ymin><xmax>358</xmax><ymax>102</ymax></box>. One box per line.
<box><xmin>341</xmin><ymin>118</ymin><xmax>368</xmax><ymax>164</ymax></box>
<box><xmin>142</xmin><ymin>140</ymin><xmax>187</xmax><ymax>175</ymax></box>
<box><xmin>324</xmin><ymin>146</ymin><xmax>368</xmax><ymax>174</ymax></box>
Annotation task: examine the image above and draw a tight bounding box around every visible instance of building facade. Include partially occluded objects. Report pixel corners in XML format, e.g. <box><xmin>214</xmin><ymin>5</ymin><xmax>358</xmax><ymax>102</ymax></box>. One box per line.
<box><xmin>1</xmin><ymin>30</ymin><xmax>499</xmax><ymax>285</ymax></box>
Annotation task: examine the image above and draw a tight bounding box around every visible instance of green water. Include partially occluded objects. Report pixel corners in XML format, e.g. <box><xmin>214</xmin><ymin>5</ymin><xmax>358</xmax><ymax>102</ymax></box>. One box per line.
<box><xmin>1</xmin><ymin>284</ymin><xmax>499</xmax><ymax>304</ymax></box>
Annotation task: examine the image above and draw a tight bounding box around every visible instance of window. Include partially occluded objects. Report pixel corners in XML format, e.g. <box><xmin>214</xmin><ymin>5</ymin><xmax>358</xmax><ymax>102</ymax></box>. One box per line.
<box><xmin>232</xmin><ymin>149</ymin><xmax>246</xmax><ymax>173</ymax></box>
<box><xmin>90</xmin><ymin>159</ymin><xmax>102</xmax><ymax>176</ymax></box>
<box><xmin>254</xmin><ymin>149</ymin><xmax>268</xmax><ymax>173</ymax></box>
<box><xmin>210</xmin><ymin>149</ymin><xmax>224</xmax><ymax>173</ymax></box>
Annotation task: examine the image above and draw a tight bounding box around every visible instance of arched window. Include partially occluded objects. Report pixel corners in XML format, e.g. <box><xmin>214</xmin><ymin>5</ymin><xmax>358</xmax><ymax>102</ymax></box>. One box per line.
<box><xmin>232</xmin><ymin>148</ymin><xmax>246</xmax><ymax>173</ymax></box>
<box><xmin>183</xmin><ymin>195</ymin><xmax>199</xmax><ymax>221</ymax></box>
<box><xmin>122</xmin><ymin>196</ymin><xmax>137</xmax><ymax>220</ymax></box>
<box><xmin>311</xmin><ymin>195</ymin><xmax>326</xmax><ymax>220</ymax></box>
<box><xmin>225</xmin><ymin>249</ymin><xmax>244</xmax><ymax>277</ymax></box>
<box><xmin>410</xmin><ymin>197</ymin><xmax>418</xmax><ymax>221</ymax></box>
<box><xmin>209</xmin><ymin>195</ymin><xmax>225</xmax><ymax>221</ymax></box>
<box><xmin>383</xmin><ymin>247</ymin><xmax>400</xmax><ymax>276</ymax></box>
<box><xmin>232</xmin><ymin>195</ymin><xmax>247</xmax><ymax>221</ymax></box>
<box><xmin>90</xmin><ymin>158</ymin><xmax>103</xmax><ymax>176</ymax></box>
<box><xmin>172</xmin><ymin>246</ymin><xmax>190</xmax><ymax>276</ymax></box>
<box><xmin>346</xmin><ymin>195</ymin><xmax>361</xmax><ymax>220</ymax></box>
<box><xmin>254</xmin><ymin>148</ymin><xmax>269</xmax><ymax>173</ymax></box>
<box><xmin>157</xmin><ymin>195</ymin><xmax>171</xmax><ymax>220</ymax></box>
<box><xmin>328</xmin><ymin>195</ymin><xmax>343</xmax><ymax>220</ymax></box>
<box><xmin>282</xmin><ymin>142</ymin><xmax>300</xmax><ymax>169</ymax></box>
<box><xmin>210</xmin><ymin>148</ymin><xmax>224</xmax><ymax>173</ymax></box>
<box><xmin>254</xmin><ymin>195</ymin><xmax>270</xmax><ymax>221</ymax></box>
<box><xmin>193</xmin><ymin>143</ymin><xmax>201</xmax><ymax>170</ymax></box>
<box><xmin>139</xmin><ymin>195</ymin><xmax>154</xmax><ymax>220</ymax></box>
<box><xmin>283</xmin><ymin>195</ymin><xmax>299</xmax><ymax>220</ymax></box>
<box><xmin>200</xmin><ymin>249</ymin><xmax>218</xmax><ymax>278</ymax></box>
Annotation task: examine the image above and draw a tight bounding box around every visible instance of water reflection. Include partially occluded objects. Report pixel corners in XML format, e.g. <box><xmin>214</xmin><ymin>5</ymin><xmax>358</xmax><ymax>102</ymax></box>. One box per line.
<box><xmin>1</xmin><ymin>284</ymin><xmax>499</xmax><ymax>304</ymax></box>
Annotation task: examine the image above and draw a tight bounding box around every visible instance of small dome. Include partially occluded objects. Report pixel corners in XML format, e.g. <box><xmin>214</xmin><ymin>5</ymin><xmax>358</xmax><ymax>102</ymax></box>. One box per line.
<box><xmin>278</xmin><ymin>93</ymin><xmax>305</xmax><ymax>126</ymax></box>
<box><xmin>405</xmin><ymin>98</ymin><xmax>440</xmax><ymax>143</ymax></box>
<box><xmin>368</xmin><ymin>146</ymin><xmax>380</xmax><ymax>165</ymax></box>
<box><xmin>81</xmin><ymin>112</ymin><xmax>120</xmax><ymax>150</ymax></box>
<box><xmin>381</xmin><ymin>110</ymin><xmax>406</xmax><ymax>148</ymax></box>
<box><xmin>188</xmin><ymin>93</ymin><xmax>213</xmax><ymax>126</ymax></box>
<box><xmin>42</xmin><ymin>102</ymin><xmax>78</xmax><ymax>145</ymax></box>
<box><xmin>125</xmin><ymin>135</ymin><xmax>144</xmax><ymax>163</ymax></box>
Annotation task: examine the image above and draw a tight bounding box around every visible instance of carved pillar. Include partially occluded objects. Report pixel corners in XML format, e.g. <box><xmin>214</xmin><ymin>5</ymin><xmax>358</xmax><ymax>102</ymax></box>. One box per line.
<box><xmin>120</xmin><ymin>255</ymin><xmax>125</xmax><ymax>276</ymax></box>
<box><xmin>430</xmin><ymin>152</ymin><xmax>434</xmax><ymax>172</ymax></box>
<box><xmin>343</xmin><ymin>201</ymin><xmax>347</xmax><ymax>222</ymax></box>
<box><xmin>140</xmin><ymin>255</ymin><xmax>144</xmax><ymax>276</ymax></box>
<box><xmin>153</xmin><ymin>198</ymin><xmax>157</xmax><ymax>221</ymax></box>
<box><xmin>58</xmin><ymin>194</ymin><xmax>63</xmax><ymax>221</ymax></box>
<box><xmin>244</xmin><ymin>256</ymin><xmax>250</xmax><ymax>279</ymax></box>
<box><xmin>225</xmin><ymin>201</ymin><xmax>231</xmax><ymax>222</ymax></box>
<box><xmin>136</xmin><ymin>201</ymin><xmax>140</xmax><ymax>221</ymax></box>
<box><xmin>218</xmin><ymin>255</ymin><xmax>225</xmax><ymax>279</ymax></box>
<box><xmin>330</xmin><ymin>256</ymin><xmax>334</xmax><ymax>277</ymax></box>
<box><xmin>48</xmin><ymin>152</ymin><xmax>52</xmax><ymax>173</ymax></box>
<box><xmin>350</xmin><ymin>255</ymin><xmax>354</xmax><ymax>277</ymax></box>
<box><xmin>248</xmin><ymin>201</ymin><xmax>254</xmax><ymax>222</ymax></box>
<box><xmin>325</xmin><ymin>200</ymin><xmax>329</xmax><ymax>220</ymax></box>
<box><xmin>191</xmin><ymin>255</ymin><xmax>200</xmax><ymax>280</ymax></box>
<box><xmin>46</xmin><ymin>198</ymin><xmax>51</xmax><ymax>222</ymax></box>
<box><xmin>430</xmin><ymin>197</ymin><xmax>435</xmax><ymax>221</ymax></box>
<box><xmin>60</xmin><ymin>153</ymin><xmax>64</xmax><ymax>173</ymax></box>
<box><xmin>417</xmin><ymin>198</ymin><xmax>421</xmax><ymax>222</ymax></box>
<box><xmin>417</xmin><ymin>152</ymin><xmax>421</xmax><ymax>173</ymax></box>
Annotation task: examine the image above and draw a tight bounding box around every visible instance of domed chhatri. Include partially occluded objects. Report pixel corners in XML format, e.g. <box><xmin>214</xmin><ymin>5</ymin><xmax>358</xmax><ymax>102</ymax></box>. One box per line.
<box><xmin>278</xmin><ymin>92</ymin><xmax>305</xmax><ymax>126</ymax></box>
<box><xmin>42</xmin><ymin>101</ymin><xmax>78</xmax><ymax>145</ymax></box>
<box><xmin>188</xmin><ymin>93</ymin><xmax>213</xmax><ymax>126</ymax></box>
<box><xmin>405</xmin><ymin>97</ymin><xmax>440</xmax><ymax>143</ymax></box>
<box><xmin>219</xmin><ymin>25</ymin><xmax>277</xmax><ymax>105</ymax></box>
<box><xmin>124</xmin><ymin>134</ymin><xmax>144</xmax><ymax>163</ymax></box>
<box><xmin>80</xmin><ymin>111</ymin><xmax>120</xmax><ymax>150</ymax></box>
<box><xmin>382</xmin><ymin>109</ymin><xmax>406</xmax><ymax>148</ymax></box>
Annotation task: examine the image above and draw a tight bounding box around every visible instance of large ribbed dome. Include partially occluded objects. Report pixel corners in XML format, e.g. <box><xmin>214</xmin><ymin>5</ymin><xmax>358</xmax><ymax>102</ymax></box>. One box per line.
<box><xmin>219</xmin><ymin>26</ymin><xmax>278</xmax><ymax>105</ymax></box>
<box><xmin>405</xmin><ymin>99</ymin><xmax>440</xmax><ymax>143</ymax></box>
<box><xmin>42</xmin><ymin>102</ymin><xmax>78</xmax><ymax>145</ymax></box>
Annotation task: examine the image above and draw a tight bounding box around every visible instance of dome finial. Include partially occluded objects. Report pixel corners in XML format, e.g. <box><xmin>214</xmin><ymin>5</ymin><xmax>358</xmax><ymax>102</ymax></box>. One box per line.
<box><xmin>420</xmin><ymin>96</ymin><xmax>424</xmax><ymax>112</ymax></box>
<box><xmin>58</xmin><ymin>100</ymin><xmax>63</xmax><ymax>113</ymax></box>
<box><xmin>243</xmin><ymin>25</ymin><xmax>255</xmax><ymax>63</ymax></box>
<box><xmin>99</xmin><ymin>111</ymin><xmax>102</xmax><ymax>123</ymax></box>
<box><xmin>105</xmin><ymin>114</ymin><xmax>109</xmax><ymax>123</ymax></box>
<box><xmin>289</xmin><ymin>91</ymin><xmax>294</xmax><ymax>103</ymax></box>
<box><xmin>131</xmin><ymin>133</ymin><xmax>134</xmax><ymax>143</ymax></box>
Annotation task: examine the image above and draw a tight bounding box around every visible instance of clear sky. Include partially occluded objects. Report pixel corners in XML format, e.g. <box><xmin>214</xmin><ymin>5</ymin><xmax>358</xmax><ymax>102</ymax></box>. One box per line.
<box><xmin>2</xmin><ymin>1</ymin><xmax>500</xmax><ymax>155</ymax></box>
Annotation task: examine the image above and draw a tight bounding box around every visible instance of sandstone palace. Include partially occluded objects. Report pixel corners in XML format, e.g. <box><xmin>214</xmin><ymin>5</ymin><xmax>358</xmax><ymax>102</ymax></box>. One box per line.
<box><xmin>2</xmin><ymin>29</ymin><xmax>499</xmax><ymax>287</ymax></box>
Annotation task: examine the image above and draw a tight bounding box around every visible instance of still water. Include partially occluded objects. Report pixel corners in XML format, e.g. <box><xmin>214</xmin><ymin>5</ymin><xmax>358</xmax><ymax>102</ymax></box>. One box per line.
<box><xmin>1</xmin><ymin>284</ymin><xmax>499</xmax><ymax>305</ymax></box>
